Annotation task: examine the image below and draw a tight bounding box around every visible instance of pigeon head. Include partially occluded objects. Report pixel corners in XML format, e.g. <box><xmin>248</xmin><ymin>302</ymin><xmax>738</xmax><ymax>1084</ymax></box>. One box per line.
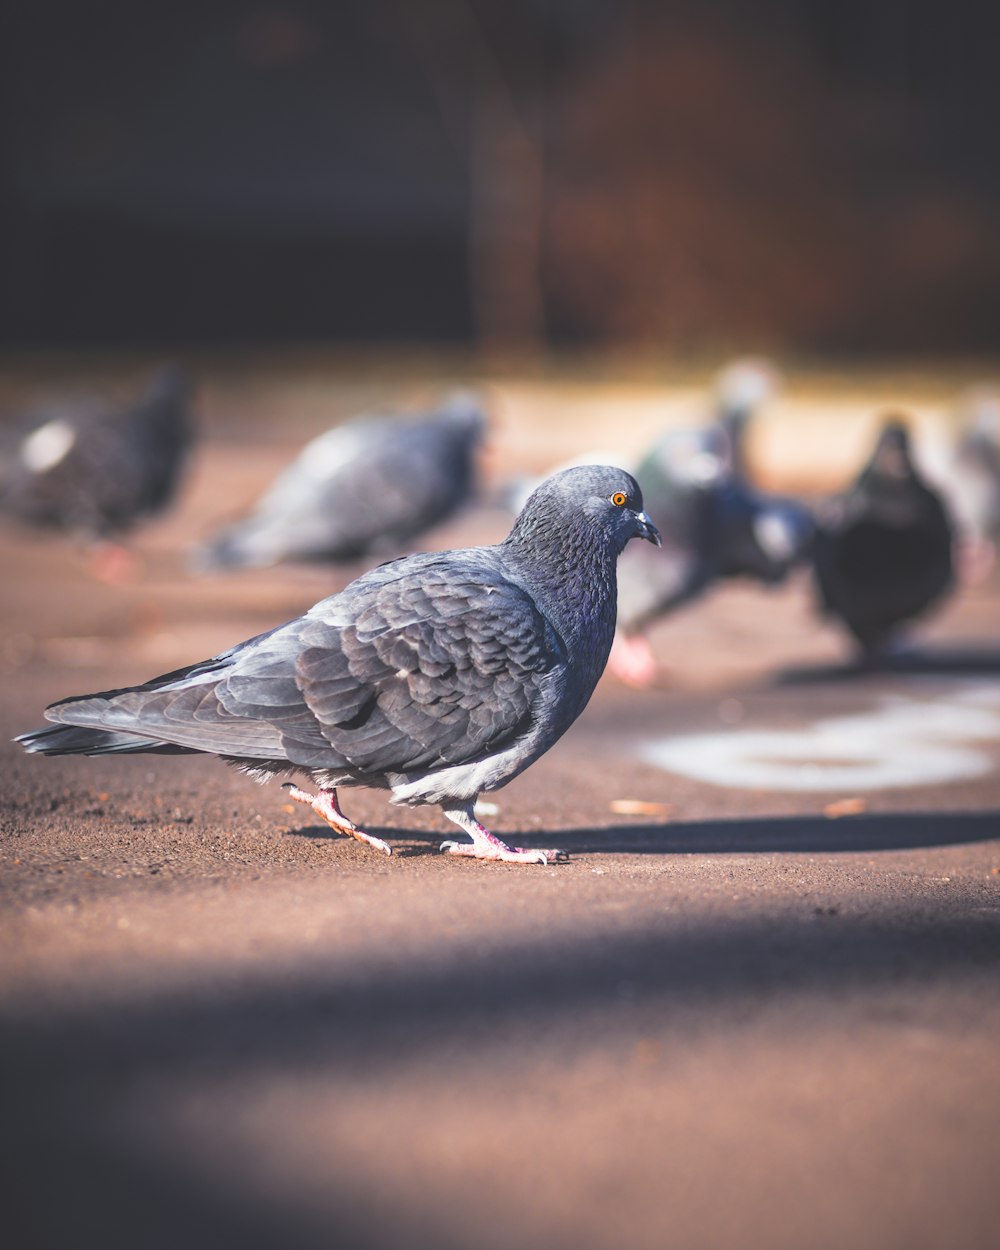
<box><xmin>146</xmin><ymin>364</ymin><xmax>192</xmax><ymax>406</ymax></box>
<box><xmin>956</xmin><ymin>385</ymin><xmax>1000</xmax><ymax>441</ymax></box>
<box><xmin>510</xmin><ymin>464</ymin><xmax>661</xmax><ymax>555</ymax></box>
<box><xmin>439</xmin><ymin>389</ymin><xmax>488</xmax><ymax>436</ymax></box>
<box><xmin>867</xmin><ymin>416</ymin><xmax>915</xmax><ymax>482</ymax></box>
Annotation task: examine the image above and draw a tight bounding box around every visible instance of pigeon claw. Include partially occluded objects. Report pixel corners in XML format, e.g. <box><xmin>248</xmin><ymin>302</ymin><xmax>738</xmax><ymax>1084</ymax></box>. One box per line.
<box><xmin>608</xmin><ymin>631</ymin><xmax>660</xmax><ymax>689</ymax></box>
<box><xmin>440</xmin><ymin>805</ymin><xmax>568</xmax><ymax>866</ymax></box>
<box><xmin>282</xmin><ymin>783</ymin><xmax>392</xmax><ymax>857</ymax></box>
<box><xmin>439</xmin><ymin>840</ymin><xmax>561</xmax><ymax>866</ymax></box>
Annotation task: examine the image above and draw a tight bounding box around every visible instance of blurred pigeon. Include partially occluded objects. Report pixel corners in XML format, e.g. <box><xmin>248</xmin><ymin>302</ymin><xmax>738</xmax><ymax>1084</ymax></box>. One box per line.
<box><xmin>610</xmin><ymin>423</ymin><xmax>813</xmax><ymax>686</ymax></box>
<box><xmin>502</xmin><ymin>357</ymin><xmax>781</xmax><ymax>518</ymax></box>
<box><xmin>712</xmin><ymin>355</ymin><xmax>783</xmax><ymax>480</ymax></box>
<box><xmin>940</xmin><ymin>387</ymin><xmax>1000</xmax><ymax>582</ymax></box>
<box><xmin>19</xmin><ymin>465</ymin><xmax>660</xmax><ymax>865</ymax></box>
<box><xmin>812</xmin><ymin>417</ymin><xmax>954</xmax><ymax>658</ymax></box>
<box><xmin>194</xmin><ymin>392</ymin><xmax>486</xmax><ymax>572</ymax></box>
<box><xmin>1</xmin><ymin>366</ymin><xmax>194</xmax><ymax>569</ymax></box>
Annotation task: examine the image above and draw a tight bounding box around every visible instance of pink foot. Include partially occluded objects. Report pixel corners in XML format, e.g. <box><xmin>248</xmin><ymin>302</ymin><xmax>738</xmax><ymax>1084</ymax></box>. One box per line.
<box><xmin>956</xmin><ymin>537</ymin><xmax>996</xmax><ymax>586</ymax></box>
<box><xmin>89</xmin><ymin>542</ymin><xmax>140</xmax><ymax>583</ymax></box>
<box><xmin>283</xmin><ymin>783</ymin><xmax>392</xmax><ymax>856</ymax></box>
<box><xmin>441</xmin><ymin>805</ymin><xmax>567</xmax><ymax>865</ymax></box>
<box><xmin>608</xmin><ymin>632</ymin><xmax>660</xmax><ymax>689</ymax></box>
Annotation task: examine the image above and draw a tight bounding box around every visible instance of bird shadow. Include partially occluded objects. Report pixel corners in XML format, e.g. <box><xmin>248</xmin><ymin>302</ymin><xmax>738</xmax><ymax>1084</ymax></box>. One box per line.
<box><xmin>522</xmin><ymin>810</ymin><xmax>999</xmax><ymax>856</ymax></box>
<box><xmin>775</xmin><ymin>645</ymin><xmax>1000</xmax><ymax>685</ymax></box>
<box><xmin>774</xmin><ymin>644</ymin><xmax>1000</xmax><ymax>685</ymax></box>
<box><xmin>288</xmin><ymin>811</ymin><xmax>998</xmax><ymax>858</ymax></box>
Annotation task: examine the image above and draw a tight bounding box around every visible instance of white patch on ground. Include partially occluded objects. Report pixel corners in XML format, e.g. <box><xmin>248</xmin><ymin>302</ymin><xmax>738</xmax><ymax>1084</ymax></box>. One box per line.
<box><xmin>21</xmin><ymin>420</ymin><xmax>76</xmax><ymax>473</ymax></box>
<box><xmin>643</xmin><ymin>682</ymin><xmax>1000</xmax><ymax>792</ymax></box>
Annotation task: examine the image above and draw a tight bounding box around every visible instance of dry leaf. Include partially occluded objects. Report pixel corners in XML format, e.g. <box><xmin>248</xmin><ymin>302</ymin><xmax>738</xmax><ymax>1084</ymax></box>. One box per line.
<box><xmin>609</xmin><ymin>799</ymin><xmax>673</xmax><ymax>818</ymax></box>
<box><xmin>823</xmin><ymin>797</ymin><xmax>868</xmax><ymax>819</ymax></box>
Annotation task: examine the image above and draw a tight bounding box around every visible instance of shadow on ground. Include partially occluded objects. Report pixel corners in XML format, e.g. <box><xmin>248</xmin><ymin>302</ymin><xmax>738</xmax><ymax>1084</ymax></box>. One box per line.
<box><xmin>288</xmin><ymin>810</ymin><xmax>1000</xmax><ymax>857</ymax></box>
<box><xmin>3</xmin><ymin>889</ymin><xmax>1000</xmax><ymax>1250</ymax></box>
<box><xmin>555</xmin><ymin>810</ymin><xmax>1000</xmax><ymax>855</ymax></box>
<box><xmin>775</xmin><ymin>645</ymin><xmax>1000</xmax><ymax>684</ymax></box>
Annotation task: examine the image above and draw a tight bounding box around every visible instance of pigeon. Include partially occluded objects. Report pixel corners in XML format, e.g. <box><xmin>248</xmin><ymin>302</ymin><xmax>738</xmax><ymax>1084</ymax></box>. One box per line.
<box><xmin>940</xmin><ymin>387</ymin><xmax>1000</xmax><ymax>582</ymax></box>
<box><xmin>812</xmin><ymin>417</ymin><xmax>955</xmax><ymax>657</ymax></box>
<box><xmin>610</xmin><ymin>422</ymin><xmax>813</xmax><ymax>686</ymax></box>
<box><xmin>712</xmin><ymin>355</ymin><xmax>784</xmax><ymax>481</ymax></box>
<box><xmin>502</xmin><ymin>357</ymin><xmax>781</xmax><ymax>517</ymax></box>
<box><xmin>18</xmin><ymin>465</ymin><xmax>660</xmax><ymax>865</ymax></box>
<box><xmin>1</xmin><ymin>366</ymin><xmax>194</xmax><ymax>560</ymax></box>
<box><xmin>194</xmin><ymin>392</ymin><xmax>486</xmax><ymax>572</ymax></box>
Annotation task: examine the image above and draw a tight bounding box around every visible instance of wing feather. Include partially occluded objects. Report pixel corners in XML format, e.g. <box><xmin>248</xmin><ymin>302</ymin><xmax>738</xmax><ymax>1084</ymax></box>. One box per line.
<box><xmin>40</xmin><ymin>555</ymin><xmax>563</xmax><ymax>777</ymax></box>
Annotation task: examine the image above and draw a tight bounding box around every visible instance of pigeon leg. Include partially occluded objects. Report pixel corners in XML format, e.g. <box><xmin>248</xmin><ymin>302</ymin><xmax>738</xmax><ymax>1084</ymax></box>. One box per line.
<box><xmin>956</xmin><ymin>535</ymin><xmax>996</xmax><ymax>585</ymax></box>
<box><xmin>607</xmin><ymin>631</ymin><xmax>660</xmax><ymax>689</ymax></box>
<box><xmin>282</xmin><ymin>783</ymin><xmax>392</xmax><ymax>856</ymax></box>
<box><xmin>440</xmin><ymin>805</ymin><xmax>568</xmax><ymax>865</ymax></box>
<box><xmin>88</xmin><ymin>541</ymin><xmax>140</xmax><ymax>584</ymax></box>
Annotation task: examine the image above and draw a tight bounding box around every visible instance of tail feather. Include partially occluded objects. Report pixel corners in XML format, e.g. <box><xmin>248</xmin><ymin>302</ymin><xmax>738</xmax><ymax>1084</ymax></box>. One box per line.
<box><xmin>16</xmin><ymin>724</ymin><xmax>196</xmax><ymax>756</ymax></box>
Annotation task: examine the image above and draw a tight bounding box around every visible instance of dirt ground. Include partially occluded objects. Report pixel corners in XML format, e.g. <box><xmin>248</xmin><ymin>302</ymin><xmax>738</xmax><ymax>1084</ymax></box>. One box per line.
<box><xmin>1</xmin><ymin>360</ymin><xmax>999</xmax><ymax>1250</ymax></box>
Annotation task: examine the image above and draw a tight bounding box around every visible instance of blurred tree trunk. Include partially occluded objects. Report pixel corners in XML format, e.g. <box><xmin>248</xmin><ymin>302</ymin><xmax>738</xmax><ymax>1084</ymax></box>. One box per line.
<box><xmin>393</xmin><ymin>0</ymin><xmax>547</xmax><ymax>355</ymax></box>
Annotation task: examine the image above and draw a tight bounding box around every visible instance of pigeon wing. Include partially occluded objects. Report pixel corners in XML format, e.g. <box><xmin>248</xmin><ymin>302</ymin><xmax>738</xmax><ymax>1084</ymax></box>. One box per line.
<box><xmin>293</xmin><ymin>563</ymin><xmax>564</xmax><ymax>773</ymax></box>
<box><xmin>41</xmin><ymin>561</ymin><xmax>564</xmax><ymax>776</ymax></box>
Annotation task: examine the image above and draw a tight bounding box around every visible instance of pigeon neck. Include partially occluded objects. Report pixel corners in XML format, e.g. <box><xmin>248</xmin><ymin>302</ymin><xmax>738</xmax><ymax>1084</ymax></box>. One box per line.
<box><xmin>503</xmin><ymin>523</ymin><xmax>619</xmax><ymax>660</ymax></box>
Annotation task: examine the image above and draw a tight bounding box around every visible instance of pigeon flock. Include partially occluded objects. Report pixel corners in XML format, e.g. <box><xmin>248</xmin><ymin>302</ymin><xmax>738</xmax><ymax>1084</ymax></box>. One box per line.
<box><xmin>7</xmin><ymin>358</ymin><xmax>998</xmax><ymax>863</ymax></box>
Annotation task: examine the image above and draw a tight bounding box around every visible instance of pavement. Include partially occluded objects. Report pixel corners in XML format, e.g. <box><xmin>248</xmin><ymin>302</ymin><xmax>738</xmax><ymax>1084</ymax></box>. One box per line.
<box><xmin>1</xmin><ymin>364</ymin><xmax>999</xmax><ymax>1250</ymax></box>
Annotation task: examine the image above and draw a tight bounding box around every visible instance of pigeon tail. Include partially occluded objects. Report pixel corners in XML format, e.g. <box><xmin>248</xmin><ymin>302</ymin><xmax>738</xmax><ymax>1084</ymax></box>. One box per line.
<box><xmin>16</xmin><ymin>724</ymin><xmax>195</xmax><ymax>756</ymax></box>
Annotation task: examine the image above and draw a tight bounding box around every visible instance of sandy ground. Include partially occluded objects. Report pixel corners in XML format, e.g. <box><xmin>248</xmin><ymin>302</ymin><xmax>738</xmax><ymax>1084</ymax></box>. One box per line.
<box><xmin>1</xmin><ymin>361</ymin><xmax>999</xmax><ymax>1250</ymax></box>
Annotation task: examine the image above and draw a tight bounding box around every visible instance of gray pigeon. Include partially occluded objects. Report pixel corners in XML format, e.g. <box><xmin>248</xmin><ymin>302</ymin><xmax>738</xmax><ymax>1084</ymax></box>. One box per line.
<box><xmin>712</xmin><ymin>355</ymin><xmax>783</xmax><ymax>480</ymax></box>
<box><xmin>611</xmin><ymin>422</ymin><xmax>813</xmax><ymax>685</ymax></box>
<box><xmin>502</xmin><ymin>358</ymin><xmax>781</xmax><ymax>518</ymax></box>
<box><xmin>194</xmin><ymin>392</ymin><xmax>486</xmax><ymax>571</ymax></box>
<box><xmin>812</xmin><ymin>417</ymin><xmax>954</xmax><ymax>657</ymax></box>
<box><xmin>1</xmin><ymin>366</ymin><xmax>194</xmax><ymax>544</ymax></box>
<box><xmin>941</xmin><ymin>387</ymin><xmax>1000</xmax><ymax>581</ymax></box>
<box><xmin>18</xmin><ymin>466</ymin><xmax>660</xmax><ymax>865</ymax></box>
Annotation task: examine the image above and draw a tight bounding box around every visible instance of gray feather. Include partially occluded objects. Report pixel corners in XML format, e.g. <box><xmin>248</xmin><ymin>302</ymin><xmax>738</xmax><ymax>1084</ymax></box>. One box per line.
<box><xmin>194</xmin><ymin>392</ymin><xmax>485</xmax><ymax>571</ymax></box>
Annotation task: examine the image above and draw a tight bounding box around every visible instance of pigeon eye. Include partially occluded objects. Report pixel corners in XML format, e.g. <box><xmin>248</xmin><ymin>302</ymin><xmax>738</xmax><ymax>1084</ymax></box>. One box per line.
<box><xmin>610</xmin><ymin>491</ymin><xmax>628</xmax><ymax>507</ymax></box>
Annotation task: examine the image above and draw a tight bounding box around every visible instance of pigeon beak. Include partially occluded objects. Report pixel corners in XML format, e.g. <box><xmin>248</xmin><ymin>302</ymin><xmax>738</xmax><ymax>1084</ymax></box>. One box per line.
<box><xmin>634</xmin><ymin>510</ymin><xmax>662</xmax><ymax>547</ymax></box>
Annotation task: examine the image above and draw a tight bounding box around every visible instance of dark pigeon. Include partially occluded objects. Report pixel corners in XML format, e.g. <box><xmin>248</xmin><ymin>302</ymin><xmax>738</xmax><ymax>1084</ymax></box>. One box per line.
<box><xmin>18</xmin><ymin>465</ymin><xmax>660</xmax><ymax>865</ymax></box>
<box><xmin>1</xmin><ymin>366</ymin><xmax>194</xmax><ymax>545</ymax></box>
<box><xmin>194</xmin><ymin>392</ymin><xmax>486</xmax><ymax>572</ymax></box>
<box><xmin>812</xmin><ymin>417</ymin><xmax>955</xmax><ymax>657</ymax></box>
<box><xmin>611</xmin><ymin>421</ymin><xmax>813</xmax><ymax>685</ymax></box>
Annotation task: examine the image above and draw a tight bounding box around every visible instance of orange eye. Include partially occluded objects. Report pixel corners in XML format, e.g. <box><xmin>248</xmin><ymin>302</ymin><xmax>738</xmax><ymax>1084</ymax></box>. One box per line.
<box><xmin>611</xmin><ymin>491</ymin><xmax>628</xmax><ymax>507</ymax></box>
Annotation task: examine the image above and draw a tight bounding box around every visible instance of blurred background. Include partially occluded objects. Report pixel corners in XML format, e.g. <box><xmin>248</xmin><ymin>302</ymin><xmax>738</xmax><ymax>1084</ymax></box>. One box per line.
<box><xmin>3</xmin><ymin>9</ymin><xmax>1000</xmax><ymax>1250</ymax></box>
<box><xmin>4</xmin><ymin>0</ymin><xmax>1000</xmax><ymax>356</ymax></box>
